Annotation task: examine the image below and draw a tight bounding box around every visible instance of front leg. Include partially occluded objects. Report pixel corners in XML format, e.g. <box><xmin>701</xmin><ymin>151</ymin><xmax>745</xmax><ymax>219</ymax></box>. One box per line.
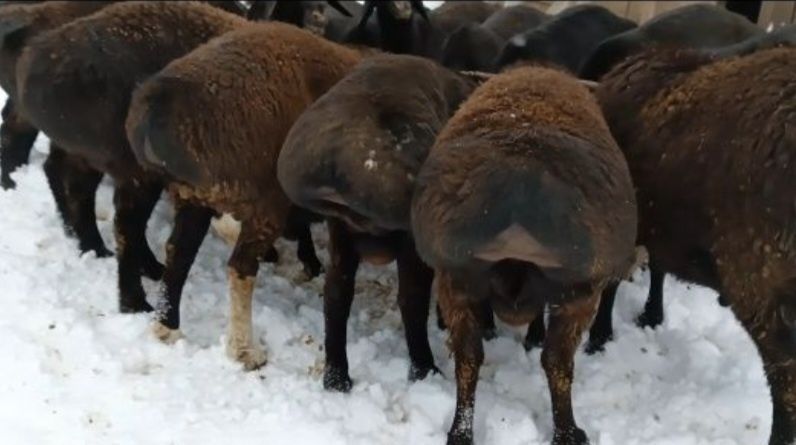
<box><xmin>322</xmin><ymin>219</ymin><xmax>360</xmax><ymax>392</ymax></box>
<box><xmin>636</xmin><ymin>263</ymin><xmax>665</xmax><ymax>328</ymax></box>
<box><xmin>0</xmin><ymin>98</ymin><xmax>38</xmax><ymax>190</ymax></box>
<box><xmin>152</xmin><ymin>200</ymin><xmax>213</xmax><ymax>343</ymax></box>
<box><xmin>542</xmin><ymin>290</ymin><xmax>601</xmax><ymax>445</ymax></box>
<box><xmin>225</xmin><ymin>222</ymin><xmax>276</xmax><ymax>371</ymax></box>
<box><xmin>396</xmin><ymin>236</ymin><xmax>438</xmax><ymax>381</ymax></box>
<box><xmin>437</xmin><ymin>270</ymin><xmax>484</xmax><ymax>445</ymax></box>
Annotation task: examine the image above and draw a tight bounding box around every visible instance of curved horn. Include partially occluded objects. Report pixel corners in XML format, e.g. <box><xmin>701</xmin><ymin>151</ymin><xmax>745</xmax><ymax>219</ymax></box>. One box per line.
<box><xmin>578</xmin><ymin>79</ymin><xmax>600</xmax><ymax>91</ymax></box>
<box><xmin>327</xmin><ymin>0</ymin><xmax>352</xmax><ymax>17</ymax></box>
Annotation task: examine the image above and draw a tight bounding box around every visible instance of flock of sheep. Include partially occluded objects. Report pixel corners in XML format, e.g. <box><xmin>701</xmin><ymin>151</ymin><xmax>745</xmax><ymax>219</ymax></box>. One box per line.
<box><xmin>0</xmin><ymin>1</ymin><xmax>794</xmax><ymax>444</ymax></box>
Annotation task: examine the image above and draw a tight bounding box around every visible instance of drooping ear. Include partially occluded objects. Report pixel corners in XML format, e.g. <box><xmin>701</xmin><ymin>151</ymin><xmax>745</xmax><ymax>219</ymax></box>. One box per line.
<box><xmin>409</xmin><ymin>0</ymin><xmax>428</xmax><ymax>21</ymax></box>
<box><xmin>0</xmin><ymin>14</ymin><xmax>33</xmax><ymax>52</ymax></box>
<box><xmin>327</xmin><ymin>0</ymin><xmax>352</xmax><ymax>17</ymax></box>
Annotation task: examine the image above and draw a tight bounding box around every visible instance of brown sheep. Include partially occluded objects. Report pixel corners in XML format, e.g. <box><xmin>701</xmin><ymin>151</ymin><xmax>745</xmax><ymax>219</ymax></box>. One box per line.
<box><xmin>277</xmin><ymin>54</ymin><xmax>478</xmax><ymax>390</ymax></box>
<box><xmin>15</xmin><ymin>1</ymin><xmax>250</xmax><ymax>314</ymax></box>
<box><xmin>596</xmin><ymin>46</ymin><xmax>796</xmax><ymax>445</ymax></box>
<box><xmin>126</xmin><ymin>21</ymin><xmax>365</xmax><ymax>369</ymax></box>
<box><xmin>411</xmin><ymin>66</ymin><xmax>637</xmax><ymax>445</ymax></box>
<box><xmin>0</xmin><ymin>2</ymin><xmax>114</xmax><ymax>259</ymax></box>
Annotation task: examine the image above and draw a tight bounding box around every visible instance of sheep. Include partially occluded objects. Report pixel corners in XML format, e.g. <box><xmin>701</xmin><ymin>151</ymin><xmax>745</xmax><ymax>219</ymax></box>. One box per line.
<box><xmin>15</xmin><ymin>1</ymin><xmax>252</xmax><ymax>314</ymax></box>
<box><xmin>125</xmin><ymin>21</ymin><xmax>366</xmax><ymax>369</ymax></box>
<box><xmin>277</xmin><ymin>54</ymin><xmax>479</xmax><ymax>390</ymax></box>
<box><xmin>440</xmin><ymin>5</ymin><xmax>550</xmax><ymax>71</ymax></box>
<box><xmin>585</xmin><ymin>23</ymin><xmax>796</xmax><ymax>353</ymax></box>
<box><xmin>493</xmin><ymin>4</ymin><xmax>636</xmax><ymax>73</ymax></box>
<box><xmin>411</xmin><ymin>65</ymin><xmax>637</xmax><ymax>445</ymax></box>
<box><xmin>710</xmin><ymin>23</ymin><xmax>796</xmax><ymax>59</ymax></box>
<box><xmin>0</xmin><ymin>0</ymin><xmax>113</xmax><ymax>206</ymax></box>
<box><xmin>595</xmin><ymin>46</ymin><xmax>796</xmax><ymax>445</ymax></box>
<box><xmin>579</xmin><ymin>4</ymin><xmax>763</xmax><ymax>81</ymax></box>
<box><xmin>246</xmin><ymin>0</ymin><xmax>352</xmax><ymax>33</ymax></box>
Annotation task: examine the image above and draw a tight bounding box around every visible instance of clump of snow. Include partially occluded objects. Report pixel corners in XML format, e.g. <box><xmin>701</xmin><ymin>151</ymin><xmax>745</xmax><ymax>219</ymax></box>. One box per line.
<box><xmin>0</xmin><ymin>91</ymin><xmax>770</xmax><ymax>444</ymax></box>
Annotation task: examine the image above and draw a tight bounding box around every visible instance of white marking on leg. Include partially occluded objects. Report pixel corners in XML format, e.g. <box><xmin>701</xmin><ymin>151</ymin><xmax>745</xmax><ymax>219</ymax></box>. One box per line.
<box><xmin>211</xmin><ymin>213</ymin><xmax>242</xmax><ymax>246</ymax></box>
<box><xmin>226</xmin><ymin>269</ymin><xmax>267</xmax><ymax>371</ymax></box>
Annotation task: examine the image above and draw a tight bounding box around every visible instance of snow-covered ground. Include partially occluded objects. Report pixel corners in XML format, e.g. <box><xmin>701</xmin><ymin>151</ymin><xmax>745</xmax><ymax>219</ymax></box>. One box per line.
<box><xmin>0</xmin><ymin>104</ymin><xmax>770</xmax><ymax>444</ymax></box>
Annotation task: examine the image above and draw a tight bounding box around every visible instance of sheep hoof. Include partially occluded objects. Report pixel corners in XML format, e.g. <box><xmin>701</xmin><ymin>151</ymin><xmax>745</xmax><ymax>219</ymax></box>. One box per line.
<box><xmin>302</xmin><ymin>261</ymin><xmax>325</xmax><ymax>279</ymax></box>
<box><xmin>408</xmin><ymin>362</ymin><xmax>441</xmax><ymax>382</ymax></box>
<box><xmin>482</xmin><ymin>327</ymin><xmax>497</xmax><ymax>341</ymax></box>
<box><xmin>226</xmin><ymin>341</ymin><xmax>267</xmax><ymax>371</ymax></box>
<box><xmin>323</xmin><ymin>365</ymin><xmax>353</xmax><ymax>392</ymax></box>
<box><xmin>635</xmin><ymin>311</ymin><xmax>663</xmax><ymax>329</ymax></box>
<box><xmin>523</xmin><ymin>333</ymin><xmax>544</xmax><ymax>352</ymax></box>
<box><xmin>262</xmin><ymin>246</ymin><xmax>279</xmax><ymax>264</ymax></box>
<box><xmin>152</xmin><ymin>322</ymin><xmax>183</xmax><ymax>344</ymax></box>
<box><xmin>717</xmin><ymin>294</ymin><xmax>731</xmax><ymax>307</ymax></box>
<box><xmin>584</xmin><ymin>332</ymin><xmax>612</xmax><ymax>355</ymax></box>
<box><xmin>92</xmin><ymin>245</ymin><xmax>114</xmax><ymax>258</ymax></box>
<box><xmin>553</xmin><ymin>427</ymin><xmax>589</xmax><ymax>445</ymax></box>
<box><xmin>141</xmin><ymin>259</ymin><xmax>165</xmax><ymax>281</ymax></box>
<box><xmin>1</xmin><ymin>178</ymin><xmax>15</xmax><ymax>190</ymax></box>
<box><xmin>119</xmin><ymin>299</ymin><xmax>154</xmax><ymax>314</ymax></box>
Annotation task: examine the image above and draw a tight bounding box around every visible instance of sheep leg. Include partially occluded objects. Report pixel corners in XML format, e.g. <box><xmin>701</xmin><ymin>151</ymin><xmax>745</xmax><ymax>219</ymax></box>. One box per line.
<box><xmin>584</xmin><ymin>282</ymin><xmax>620</xmax><ymax>354</ymax></box>
<box><xmin>225</xmin><ymin>225</ymin><xmax>274</xmax><ymax>371</ymax></box>
<box><xmin>396</xmin><ymin>236</ymin><xmax>439</xmax><ymax>381</ymax></box>
<box><xmin>262</xmin><ymin>246</ymin><xmax>279</xmax><ymax>263</ymax></box>
<box><xmin>43</xmin><ymin>146</ymin><xmax>111</xmax><ymax>257</ymax></box>
<box><xmin>477</xmin><ymin>299</ymin><xmax>497</xmax><ymax>340</ymax></box>
<box><xmin>636</xmin><ymin>263</ymin><xmax>665</xmax><ymax>328</ymax></box>
<box><xmin>437</xmin><ymin>269</ymin><xmax>483</xmax><ymax>445</ymax></box>
<box><xmin>0</xmin><ymin>98</ymin><xmax>38</xmax><ymax>190</ymax></box>
<box><xmin>113</xmin><ymin>180</ymin><xmax>163</xmax><ymax>313</ymax></box>
<box><xmin>152</xmin><ymin>201</ymin><xmax>213</xmax><ymax>344</ymax></box>
<box><xmin>523</xmin><ymin>310</ymin><xmax>546</xmax><ymax>351</ymax></box>
<box><xmin>284</xmin><ymin>207</ymin><xmax>324</xmax><ymax>278</ymax></box>
<box><xmin>436</xmin><ymin>302</ymin><xmax>447</xmax><ymax>331</ymax></box>
<box><xmin>542</xmin><ymin>291</ymin><xmax>600</xmax><ymax>445</ymax></box>
<box><xmin>735</xmin><ymin>298</ymin><xmax>796</xmax><ymax>445</ymax></box>
<box><xmin>322</xmin><ymin>218</ymin><xmax>360</xmax><ymax>392</ymax></box>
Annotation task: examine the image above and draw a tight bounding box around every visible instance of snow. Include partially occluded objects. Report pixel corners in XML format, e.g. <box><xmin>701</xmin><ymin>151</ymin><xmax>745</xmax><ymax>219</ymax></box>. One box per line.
<box><xmin>0</xmin><ymin>94</ymin><xmax>770</xmax><ymax>444</ymax></box>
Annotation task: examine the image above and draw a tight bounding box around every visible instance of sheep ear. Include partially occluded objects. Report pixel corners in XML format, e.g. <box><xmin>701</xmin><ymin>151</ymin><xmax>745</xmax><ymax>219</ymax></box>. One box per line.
<box><xmin>327</xmin><ymin>1</ymin><xmax>352</xmax><ymax>17</ymax></box>
<box><xmin>578</xmin><ymin>79</ymin><xmax>599</xmax><ymax>92</ymax></box>
<box><xmin>0</xmin><ymin>15</ymin><xmax>33</xmax><ymax>52</ymax></box>
<box><xmin>459</xmin><ymin>70</ymin><xmax>494</xmax><ymax>84</ymax></box>
<box><xmin>409</xmin><ymin>0</ymin><xmax>429</xmax><ymax>21</ymax></box>
<box><xmin>246</xmin><ymin>1</ymin><xmax>274</xmax><ymax>21</ymax></box>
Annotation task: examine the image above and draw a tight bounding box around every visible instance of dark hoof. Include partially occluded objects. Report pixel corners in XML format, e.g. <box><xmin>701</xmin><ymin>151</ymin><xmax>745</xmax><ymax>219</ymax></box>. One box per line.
<box><xmin>446</xmin><ymin>430</ymin><xmax>473</xmax><ymax>445</ymax></box>
<box><xmin>141</xmin><ymin>259</ymin><xmax>165</xmax><ymax>281</ymax></box>
<box><xmin>523</xmin><ymin>326</ymin><xmax>545</xmax><ymax>352</ymax></box>
<box><xmin>119</xmin><ymin>299</ymin><xmax>154</xmax><ymax>314</ymax></box>
<box><xmin>553</xmin><ymin>427</ymin><xmax>589</xmax><ymax>445</ymax></box>
<box><xmin>408</xmin><ymin>362</ymin><xmax>441</xmax><ymax>382</ymax></box>
<box><xmin>584</xmin><ymin>333</ymin><xmax>612</xmax><ymax>355</ymax></box>
<box><xmin>262</xmin><ymin>246</ymin><xmax>279</xmax><ymax>264</ymax></box>
<box><xmin>1</xmin><ymin>176</ymin><xmax>16</xmax><ymax>190</ymax></box>
<box><xmin>635</xmin><ymin>311</ymin><xmax>663</xmax><ymax>329</ymax></box>
<box><xmin>323</xmin><ymin>365</ymin><xmax>353</xmax><ymax>393</ymax></box>
<box><xmin>717</xmin><ymin>294</ymin><xmax>730</xmax><ymax>307</ymax></box>
<box><xmin>81</xmin><ymin>244</ymin><xmax>113</xmax><ymax>259</ymax></box>
<box><xmin>482</xmin><ymin>327</ymin><xmax>497</xmax><ymax>341</ymax></box>
<box><xmin>302</xmin><ymin>260</ymin><xmax>325</xmax><ymax>279</ymax></box>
